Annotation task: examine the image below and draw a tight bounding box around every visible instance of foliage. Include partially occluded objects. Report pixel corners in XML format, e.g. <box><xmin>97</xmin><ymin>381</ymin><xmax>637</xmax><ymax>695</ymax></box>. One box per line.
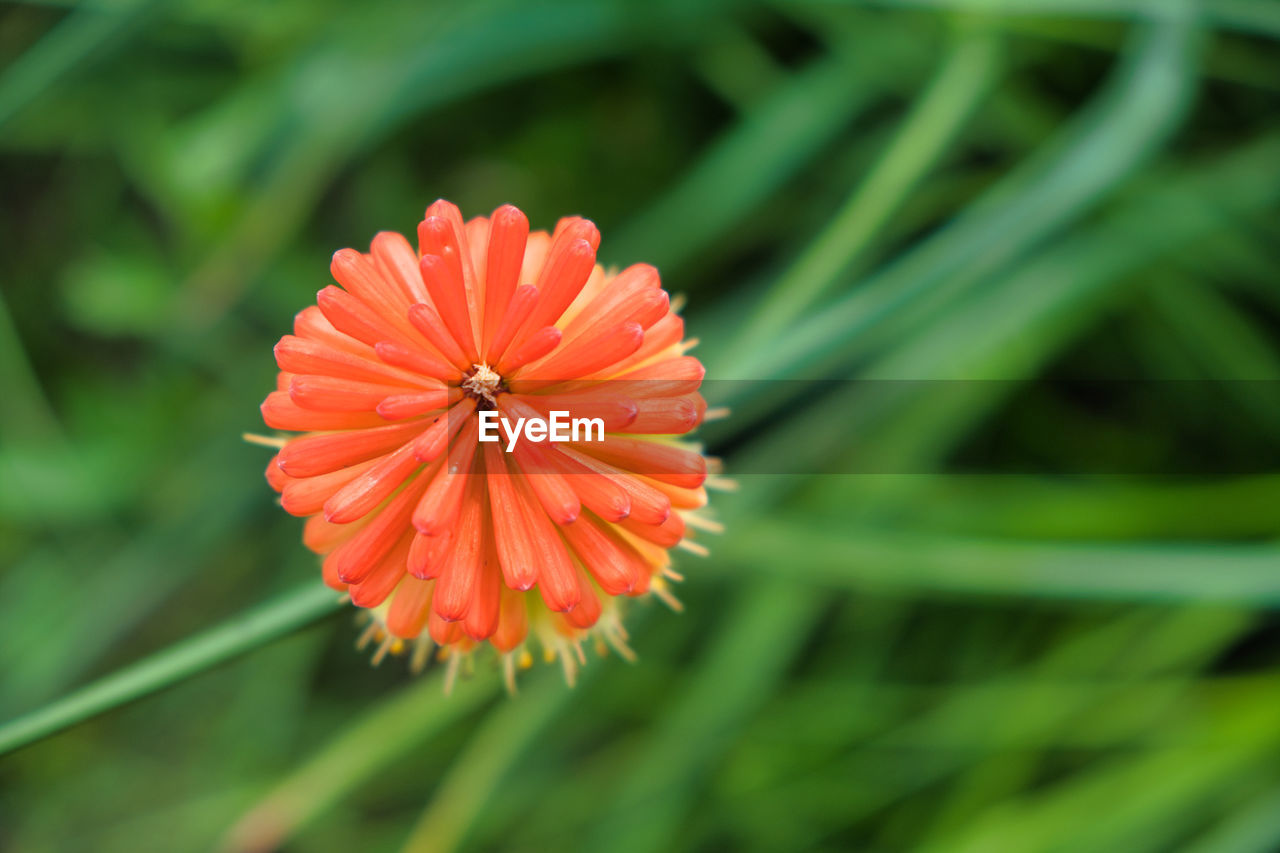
<box><xmin>2</xmin><ymin>1</ymin><xmax>1279</xmax><ymax>851</ymax></box>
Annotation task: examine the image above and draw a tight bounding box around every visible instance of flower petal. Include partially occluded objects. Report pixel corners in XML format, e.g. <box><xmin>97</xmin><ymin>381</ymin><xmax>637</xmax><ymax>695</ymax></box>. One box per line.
<box><xmin>482</xmin><ymin>204</ymin><xmax>529</xmax><ymax>357</ymax></box>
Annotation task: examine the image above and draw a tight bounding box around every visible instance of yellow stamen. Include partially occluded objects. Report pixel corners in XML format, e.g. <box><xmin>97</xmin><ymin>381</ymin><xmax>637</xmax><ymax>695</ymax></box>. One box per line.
<box><xmin>241</xmin><ymin>432</ymin><xmax>288</xmax><ymax>449</ymax></box>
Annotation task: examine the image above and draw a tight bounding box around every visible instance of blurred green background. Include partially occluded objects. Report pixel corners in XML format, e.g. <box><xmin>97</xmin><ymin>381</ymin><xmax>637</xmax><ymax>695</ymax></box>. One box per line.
<box><xmin>3</xmin><ymin>0</ymin><xmax>1280</xmax><ymax>851</ymax></box>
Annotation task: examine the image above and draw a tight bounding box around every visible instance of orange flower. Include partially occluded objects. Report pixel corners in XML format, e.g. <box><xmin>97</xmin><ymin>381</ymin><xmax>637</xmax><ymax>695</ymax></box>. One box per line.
<box><xmin>259</xmin><ymin>200</ymin><xmax>718</xmax><ymax>687</ymax></box>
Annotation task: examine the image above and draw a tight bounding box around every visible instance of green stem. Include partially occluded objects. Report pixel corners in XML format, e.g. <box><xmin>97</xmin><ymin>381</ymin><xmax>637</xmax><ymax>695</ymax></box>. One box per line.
<box><xmin>0</xmin><ymin>583</ymin><xmax>343</xmax><ymax>757</ymax></box>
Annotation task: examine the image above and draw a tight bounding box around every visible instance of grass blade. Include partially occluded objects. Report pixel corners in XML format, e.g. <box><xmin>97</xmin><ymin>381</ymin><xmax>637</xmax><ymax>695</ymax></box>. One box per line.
<box><xmin>0</xmin><ymin>582</ymin><xmax>342</xmax><ymax>756</ymax></box>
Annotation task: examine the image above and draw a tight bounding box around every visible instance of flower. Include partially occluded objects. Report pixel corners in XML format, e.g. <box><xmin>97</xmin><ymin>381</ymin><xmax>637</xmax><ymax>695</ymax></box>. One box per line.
<box><xmin>259</xmin><ymin>200</ymin><xmax>718</xmax><ymax>687</ymax></box>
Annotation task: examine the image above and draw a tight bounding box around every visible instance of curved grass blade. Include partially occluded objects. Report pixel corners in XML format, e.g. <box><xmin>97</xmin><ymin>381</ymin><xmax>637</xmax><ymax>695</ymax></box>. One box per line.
<box><xmin>609</xmin><ymin>35</ymin><xmax>891</xmax><ymax>272</ymax></box>
<box><xmin>223</xmin><ymin>669</ymin><xmax>498</xmax><ymax>853</ymax></box>
<box><xmin>718</xmin><ymin>10</ymin><xmax>1197</xmax><ymax>393</ymax></box>
<box><xmin>724</xmin><ymin>28</ymin><xmax>1002</xmax><ymax>359</ymax></box>
<box><xmin>792</xmin><ymin>0</ymin><xmax>1280</xmax><ymax>39</ymax></box>
<box><xmin>0</xmin><ymin>582</ymin><xmax>342</xmax><ymax>756</ymax></box>
<box><xmin>587</xmin><ymin>580</ymin><xmax>823</xmax><ymax>853</ymax></box>
<box><xmin>716</xmin><ymin>520</ymin><xmax>1280</xmax><ymax>604</ymax></box>
<box><xmin>397</xmin><ymin>672</ymin><xmax>577</xmax><ymax>853</ymax></box>
<box><xmin>0</xmin><ymin>0</ymin><xmax>169</xmax><ymax>130</ymax></box>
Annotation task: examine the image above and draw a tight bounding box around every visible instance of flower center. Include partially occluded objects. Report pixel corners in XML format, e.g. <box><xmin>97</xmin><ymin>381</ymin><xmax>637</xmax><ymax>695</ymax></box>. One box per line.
<box><xmin>461</xmin><ymin>363</ymin><xmax>505</xmax><ymax>409</ymax></box>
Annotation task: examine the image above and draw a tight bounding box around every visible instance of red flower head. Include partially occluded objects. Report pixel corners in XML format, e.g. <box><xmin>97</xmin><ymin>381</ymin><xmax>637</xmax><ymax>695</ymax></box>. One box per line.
<box><xmin>259</xmin><ymin>200</ymin><xmax>717</xmax><ymax>686</ymax></box>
